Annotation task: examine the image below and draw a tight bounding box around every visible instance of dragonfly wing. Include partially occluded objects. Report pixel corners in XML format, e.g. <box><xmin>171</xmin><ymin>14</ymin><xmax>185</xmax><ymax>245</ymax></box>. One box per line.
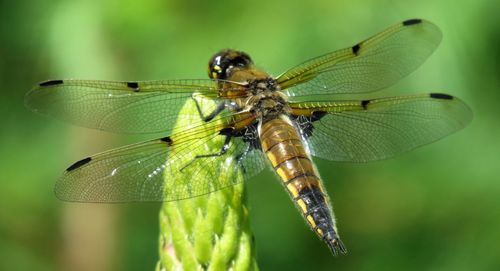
<box><xmin>25</xmin><ymin>79</ymin><xmax>233</xmax><ymax>134</ymax></box>
<box><xmin>276</xmin><ymin>19</ymin><xmax>442</xmax><ymax>97</ymax></box>
<box><xmin>289</xmin><ymin>93</ymin><xmax>472</xmax><ymax>162</ymax></box>
<box><xmin>55</xmin><ymin>112</ymin><xmax>267</xmax><ymax>202</ymax></box>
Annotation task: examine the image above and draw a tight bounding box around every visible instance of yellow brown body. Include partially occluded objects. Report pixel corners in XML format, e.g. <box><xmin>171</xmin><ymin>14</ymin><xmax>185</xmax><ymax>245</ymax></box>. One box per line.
<box><xmin>259</xmin><ymin>116</ymin><xmax>345</xmax><ymax>253</ymax></box>
<box><xmin>209</xmin><ymin>48</ymin><xmax>346</xmax><ymax>254</ymax></box>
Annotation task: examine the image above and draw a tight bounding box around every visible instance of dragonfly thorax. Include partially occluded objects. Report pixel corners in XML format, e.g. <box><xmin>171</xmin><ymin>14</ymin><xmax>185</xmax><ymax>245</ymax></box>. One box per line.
<box><xmin>245</xmin><ymin>78</ymin><xmax>289</xmax><ymax>121</ymax></box>
<box><xmin>247</xmin><ymin>77</ymin><xmax>279</xmax><ymax>94</ymax></box>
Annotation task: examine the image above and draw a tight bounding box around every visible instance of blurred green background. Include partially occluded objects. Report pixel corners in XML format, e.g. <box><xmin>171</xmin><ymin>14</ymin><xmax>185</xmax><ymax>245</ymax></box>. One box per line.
<box><xmin>1</xmin><ymin>0</ymin><xmax>499</xmax><ymax>270</ymax></box>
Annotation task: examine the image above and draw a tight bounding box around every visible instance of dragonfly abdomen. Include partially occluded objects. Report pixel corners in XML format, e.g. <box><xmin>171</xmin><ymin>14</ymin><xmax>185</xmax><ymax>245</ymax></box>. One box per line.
<box><xmin>259</xmin><ymin>116</ymin><xmax>346</xmax><ymax>255</ymax></box>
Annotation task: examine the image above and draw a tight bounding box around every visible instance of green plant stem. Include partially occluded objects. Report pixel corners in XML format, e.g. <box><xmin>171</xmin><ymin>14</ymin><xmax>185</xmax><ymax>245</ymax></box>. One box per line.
<box><xmin>156</xmin><ymin>100</ymin><xmax>258</xmax><ymax>271</ymax></box>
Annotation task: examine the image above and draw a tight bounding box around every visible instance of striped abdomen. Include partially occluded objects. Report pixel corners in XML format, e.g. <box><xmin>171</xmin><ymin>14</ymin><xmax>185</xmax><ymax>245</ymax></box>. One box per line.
<box><xmin>259</xmin><ymin>115</ymin><xmax>346</xmax><ymax>255</ymax></box>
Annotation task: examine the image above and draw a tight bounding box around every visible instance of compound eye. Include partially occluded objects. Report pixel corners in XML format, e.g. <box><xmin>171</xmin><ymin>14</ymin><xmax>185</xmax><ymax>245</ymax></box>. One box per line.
<box><xmin>232</xmin><ymin>56</ymin><xmax>248</xmax><ymax>67</ymax></box>
<box><xmin>231</xmin><ymin>53</ymin><xmax>252</xmax><ymax>68</ymax></box>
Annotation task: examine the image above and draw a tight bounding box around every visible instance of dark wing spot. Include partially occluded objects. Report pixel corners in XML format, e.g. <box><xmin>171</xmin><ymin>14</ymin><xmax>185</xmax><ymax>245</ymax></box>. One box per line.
<box><xmin>39</xmin><ymin>80</ymin><xmax>64</xmax><ymax>87</ymax></box>
<box><xmin>361</xmin><ymin>100</ymin><xmax>370</xmax><ymax>109</ymax></box>
<box><xmin>127</xmin><ymin>82</ymin><xmax>139</xmax><ymax>91</ymax></box>
<box><xmin>311</xmin><ymin>111</ymin><xmax>327</xmax><ymax>122</ymax></box>
<box><xmin>66</xmin><ymin>157</ymin><xmax>92</xmax><ymax>171</ymax></box>
<box><xmin>219</xmin><ymin>127</ymin><xmax>235</xmax><ymax>136</ymax></box>
<box><xmin>403</xmin><ymin>19</ymin><xmax>422</xmax><ymax>26</ymax></box>
<box><xmin>160</xmin><ymin>136</ymin><xmax>173</xmax><ymax>145</ymax></box>
<box><xmin>430</xmin><ymin>93</ymin><xmax>453</xmax><ymax>100</ymax></box>
<box><xmin>352</xmin><ymin>44</ymin><xmax>361</xmax><ymax>55</ymax></box>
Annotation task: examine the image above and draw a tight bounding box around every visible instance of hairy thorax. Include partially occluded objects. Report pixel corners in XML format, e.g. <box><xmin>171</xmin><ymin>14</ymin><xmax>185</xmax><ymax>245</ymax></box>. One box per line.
<box><xmin>224</xmin><ymin>69</ymin><xmax>288</xmax><ymax>121</ymax></box>
<box><xmin>244</xmin><ymin>77</ymin><xmax>289</xmax><ymax>121</ymax></box>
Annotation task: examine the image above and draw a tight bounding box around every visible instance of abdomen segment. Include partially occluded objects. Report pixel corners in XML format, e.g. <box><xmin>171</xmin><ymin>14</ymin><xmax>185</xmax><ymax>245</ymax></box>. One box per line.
<box><xmin>259</xmin><ymin>116</ymin><xmax>347</xmax><ymax>255</ymax></box>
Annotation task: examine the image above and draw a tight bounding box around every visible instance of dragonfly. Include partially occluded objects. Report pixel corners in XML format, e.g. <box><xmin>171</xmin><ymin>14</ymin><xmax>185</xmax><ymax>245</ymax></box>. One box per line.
<box><xmin>25</xmin><ymin>18</ymin><xmax>472</xmax><ymax>255</ymax></box>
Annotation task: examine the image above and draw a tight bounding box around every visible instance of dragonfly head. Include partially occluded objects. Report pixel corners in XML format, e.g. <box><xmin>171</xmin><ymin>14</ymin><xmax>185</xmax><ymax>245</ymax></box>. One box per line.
<box><xmin>208</xmin><ymin>49</ymin><xmax>253</xmax><ymax>80</ymax></box>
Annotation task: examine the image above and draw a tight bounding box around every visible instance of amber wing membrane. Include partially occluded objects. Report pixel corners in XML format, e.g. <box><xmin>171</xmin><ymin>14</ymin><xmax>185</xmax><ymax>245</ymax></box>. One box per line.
<box><xmin>25</xmin><ymin>79</ymin><xmax>245</xmax><ymax>134</ymax></box>
<box><xmin>54</xmin><ymin>112</ymin><xmax>267</xmax><ymax>202</ymax></box>
<box><xmin>289</xmin><ymin>93</ymin><xmax>472</xmax><ymax>162</ymax></box>
<box><xmin>276</xmin><ymin>19</ymin><xmax>442</xmax><ymax>97</ymax></box>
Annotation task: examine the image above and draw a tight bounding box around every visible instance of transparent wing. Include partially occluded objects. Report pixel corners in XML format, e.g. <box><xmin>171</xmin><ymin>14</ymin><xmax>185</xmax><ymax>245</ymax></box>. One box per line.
<box><xmin>54</xmin><ymin>112</ymin><xmax>267</xmax><ymax>202</ymax></box>
<box><xmin>24</xmin><ymin>79</ymin><xmax>243</xmax><ymax>134</ymax></box>
<box><xmin>276</xmin><ymin>19</ymin><xmax>442</xmax><ymax>97</ymax></box>
<box><xmin>289</xmin><ymin>93</ymin><xmax>472</xmax><ymax>162</ymax></box>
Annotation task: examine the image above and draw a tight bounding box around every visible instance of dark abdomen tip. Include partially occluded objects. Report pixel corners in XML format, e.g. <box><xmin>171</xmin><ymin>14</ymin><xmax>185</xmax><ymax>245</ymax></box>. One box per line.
<box><xmin>403</xmin><ymin>19</ymin><xmax>422</xmax><ymax>26</ymax></box>
<box><xmin>66</xmin><ymin>157</ymin><xmax>91</xmax><ymax>171</ymax></box>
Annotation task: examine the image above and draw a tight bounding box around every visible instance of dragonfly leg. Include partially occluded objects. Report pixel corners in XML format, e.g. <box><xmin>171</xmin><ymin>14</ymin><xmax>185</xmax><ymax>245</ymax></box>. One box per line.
<box><xmin>180</xmin><ymin>135</ymin><xmax>232</xmax><ymax>172</ymax></box>
<box><xmin>191</xmin><ymin>96</ymin><xmax>226</xmax><ymax>122</ymax></box>
<box><xmin>194</xmin><ymin>135</ymin><xmax>231</xmax><ymax>158</ymax></box>
<box><xmin>234</xmin><ymin>144</ymin><xmax>251</xmax><ymax>174</ymax></box>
